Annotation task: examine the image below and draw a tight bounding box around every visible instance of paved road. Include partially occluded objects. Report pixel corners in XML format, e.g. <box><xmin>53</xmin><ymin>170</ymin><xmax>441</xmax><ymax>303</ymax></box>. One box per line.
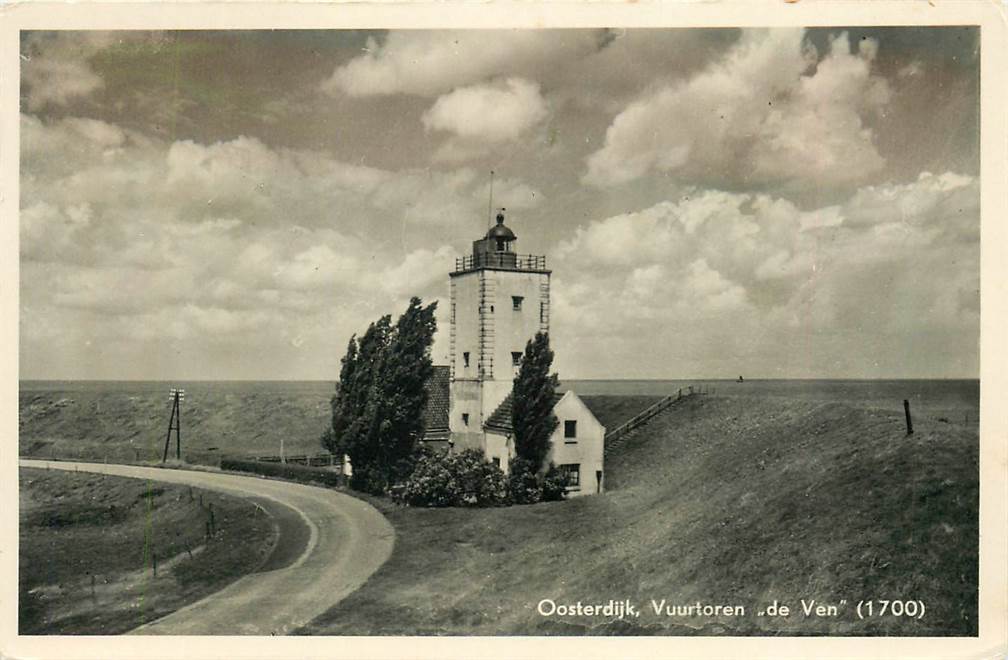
<box><xmin>19</xmin><ymin>459</ymin><xmax>395</xmax><ymax>635</ymax></box>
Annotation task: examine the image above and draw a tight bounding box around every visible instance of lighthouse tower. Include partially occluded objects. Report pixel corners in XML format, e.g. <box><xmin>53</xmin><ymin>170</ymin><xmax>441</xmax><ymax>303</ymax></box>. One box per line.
<box><xmin>448</xmin><ymin>209</ymin><xmax>550</xmax><ymax>458</ymax></box>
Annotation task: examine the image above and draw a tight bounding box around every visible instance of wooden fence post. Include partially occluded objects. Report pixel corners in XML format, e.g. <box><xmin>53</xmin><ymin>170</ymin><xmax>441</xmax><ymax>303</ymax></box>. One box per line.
<box><xmin>904</xmin><ymin>400</ymin><xmax>914</xmax><ymax>435</ymax></box>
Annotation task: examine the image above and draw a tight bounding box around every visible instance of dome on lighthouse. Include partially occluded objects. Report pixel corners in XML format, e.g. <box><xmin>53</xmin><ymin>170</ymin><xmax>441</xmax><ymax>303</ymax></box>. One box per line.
<box><xmin>485</xmin><ymin>210</ymin><xmax>517</xmax><ymax>242</ymax></box>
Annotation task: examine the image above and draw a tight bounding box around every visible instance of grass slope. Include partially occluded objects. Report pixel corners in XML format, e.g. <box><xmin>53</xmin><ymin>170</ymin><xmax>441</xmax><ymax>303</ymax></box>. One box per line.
<box><xmin>19</xmin><ymin>468</ymin><xmax>277</xmax><ymax>634</ymax></box>
<box><xmin>19</xmin><ymin>383</ymin><xmax>332</xmax><ymax>464</ymax></box>
<box><xmin>579</xmin><ymin>395</ymin><xmax>666</xmax><ymax>432</ymax></box>
<box><xmin>300</xmin><ymin>394</ymin><xmax>977</xmax><ymax>636</ymax></box>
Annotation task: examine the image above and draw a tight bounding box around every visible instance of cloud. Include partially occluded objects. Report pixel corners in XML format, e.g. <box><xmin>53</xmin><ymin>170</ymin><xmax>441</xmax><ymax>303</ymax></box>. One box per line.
<box><xmin>422</xmin><ymin>78</ymin><xmax>549</xmax><ymax>144</ymax></box>
<box><xmin>322</xmin><ymin>31</ymin><xmax>601</xmax><ymax>98</ymax></box>
<box><xmin>20</xmin><ymin>32</ymin><xmax>118</xmax><ymax>111</ymax></box>
<box><xmin>551</xmin><ymin>173</ymin><xmax>978</xmax><ymax>378</ymax></box>
<box><xmin>20</xmin><ymin>112</ymin><xmax>549</xmax><ymax>377</ymax></box>
<box><xmin>583</xmin><ymin>29</ymin><xmax>891</xmax><ymax>190</ymax></box>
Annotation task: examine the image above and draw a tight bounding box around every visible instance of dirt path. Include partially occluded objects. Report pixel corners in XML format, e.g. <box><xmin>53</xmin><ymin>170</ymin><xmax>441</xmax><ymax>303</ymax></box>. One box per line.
<box><xmin>19</xmin><ymin>459</ymin><xmax>395</xmax><ymax>635</ymax></box>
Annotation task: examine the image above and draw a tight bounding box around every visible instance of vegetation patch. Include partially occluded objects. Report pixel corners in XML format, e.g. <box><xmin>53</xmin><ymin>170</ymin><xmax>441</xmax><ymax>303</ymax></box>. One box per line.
<box><xmin>19</xmin><ymin>468</ymin><xmax>277</xmax><ymax>634</ymax></box>
<box><xmin>219</xmin><ymin>457</ymin><xmax>346</xmax><ymax>488</ymax></box>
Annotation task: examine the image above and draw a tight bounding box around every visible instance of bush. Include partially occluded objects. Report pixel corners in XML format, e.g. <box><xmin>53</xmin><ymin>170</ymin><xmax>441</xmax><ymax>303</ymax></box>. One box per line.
<box><xmin>399</xmin><ymin>448</ymin><xmax>508</xmax><ymax>507</ymax></box>
<box><xmin>507</xmin><ymin>457</ymin><xmax>543</xmax><ymax>505</ymax></box>
<box><xmin>507</xmin><ymin>458</ymin><xmax>569</xmax><ymax>504</ymax></box>
<box><xmin>220</xmin><ymin>457</ymin><xmax>346</xmax><ymax>488</ymax></box>
<box><xmin>541</xmin><ymin>463</ymin><xmax>570</xmax><ymax>502</ymax></box>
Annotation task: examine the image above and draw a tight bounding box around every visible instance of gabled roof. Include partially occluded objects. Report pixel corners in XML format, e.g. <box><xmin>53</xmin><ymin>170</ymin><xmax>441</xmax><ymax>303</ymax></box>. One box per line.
<box><xmin>484</xmin><ymin>391</ymin><xmax>565</xmax><ymax>435</ymax></box>
<box><xmin>423</xmin><ymin>365</ymin><xmax>450</xmax><ymax>441</ymax></box>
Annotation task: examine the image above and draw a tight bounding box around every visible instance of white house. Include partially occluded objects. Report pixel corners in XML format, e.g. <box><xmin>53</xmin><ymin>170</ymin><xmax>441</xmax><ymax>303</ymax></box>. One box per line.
<box><xmin>422</xmin><ymin>209</ymin><xmax>606</xmax><ymax>496</ymax></box>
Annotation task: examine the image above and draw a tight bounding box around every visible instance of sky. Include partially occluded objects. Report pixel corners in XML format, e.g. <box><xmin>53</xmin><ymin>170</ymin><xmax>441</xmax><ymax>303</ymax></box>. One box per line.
<box><xmin>19</xmin><ymin>27</ymin><xmax>980</xmax><ymax>380</ymax></box>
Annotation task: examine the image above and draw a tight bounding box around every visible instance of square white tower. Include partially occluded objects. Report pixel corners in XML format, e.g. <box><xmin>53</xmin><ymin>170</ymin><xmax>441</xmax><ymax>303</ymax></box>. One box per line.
<box><xmin>448</xmin><ymin>210</ymin><xmax>551</xmax><ymax>453</ymax></box>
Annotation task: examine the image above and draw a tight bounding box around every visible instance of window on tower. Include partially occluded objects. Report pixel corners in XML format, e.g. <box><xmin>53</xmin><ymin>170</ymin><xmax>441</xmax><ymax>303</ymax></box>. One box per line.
<box><xmin>512</xmin><ymin>296</ymin><xmax>523</xmax><ymax>310</ymax></box>
<box><xmin>564</xmin><ymin>420</ymin><xmax>577</xmax><ymax>440</ymax></box>
<box><xmin>462</xmin><ymin>413</ymin><xmax>469</xmax><ymax>426</ymax></box>
<box><xmin>511</xmin><ymin>352</ymin><xmax>522</xmax><ymax>367</ymax></box>
<box><xmin>463</xmin><ymin>352</ymin><xmax>470</xmax><ymax>368</ymax></box>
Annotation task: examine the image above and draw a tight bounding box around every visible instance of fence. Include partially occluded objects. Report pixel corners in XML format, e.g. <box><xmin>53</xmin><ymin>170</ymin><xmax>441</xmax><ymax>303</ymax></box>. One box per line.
<box><xmin>249</xmin><ymin>452</ymin><xmax>343</xmax><ymax>471</ymax></box>
<box><xmin>603</xmin><ymin>385</ymin><xmax>712</xmax><ymax>454</ymax></box>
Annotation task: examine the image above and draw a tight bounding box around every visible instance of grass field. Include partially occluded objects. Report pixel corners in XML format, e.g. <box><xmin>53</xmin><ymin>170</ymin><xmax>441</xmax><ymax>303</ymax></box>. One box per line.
<box><xmin>19</xmin><ymin>382</ymin><xmax>333</xmax><ymax>465</ymax></box>
<box><xmin>19</xmin><ymin>381</ymin><xmax>978</xmax><ymax>636</ymax></box>
<box><xmin>17</xmin><ymin>383</ymin><xmax>666</xmax><ymax>466</ymax></box>
<box><xmin>298</xmin><ymin>393</ymin><xmax>978</xmax><ymax>636</ymax></box>
<box><xmin>19</xmin><ymin>468</ymin><xmax>278</xmax><ymax>634</ymax></box>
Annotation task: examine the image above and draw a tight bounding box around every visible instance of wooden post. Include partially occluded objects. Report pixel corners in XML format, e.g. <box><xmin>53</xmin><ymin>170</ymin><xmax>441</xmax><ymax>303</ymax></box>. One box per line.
<box><xmin>175</xmin><ymin>390</ymin><xmax>182</xmax><ymax>461</ymax></box>
<box><xmin>209</xmin><ymin>503</ymin><xmax>215</xmax><ymax>534</ymax></box>
<box><xmin>206</xmin><ymin>521</ymin><xmax>211</xmax><ymax>540</ymax></box>
<box><xmin>904</xmin><ymin>399</ymin><xmax>914</xmax><ymax>435</ymax></box>
<box><xmin>162</xmin><ymin>393</ymin><xmax>176</xmax><ymax>463</ymax></box>
<box><xmin>153</xmin><ymin>553</ymin><xmax>157</xmax><ymax>577</ymax></box>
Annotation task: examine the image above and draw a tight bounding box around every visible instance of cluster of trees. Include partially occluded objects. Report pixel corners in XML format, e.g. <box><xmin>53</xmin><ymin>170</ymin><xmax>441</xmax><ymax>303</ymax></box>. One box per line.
<box><xmin>323</xmin><ymin>298</ymin><xmax>568</xmax><ymax>505</ymax></box>
<box><xmin>322</xmin><ymin>297</ymin><xmax>438</xmax><ymax>494</ymax></box>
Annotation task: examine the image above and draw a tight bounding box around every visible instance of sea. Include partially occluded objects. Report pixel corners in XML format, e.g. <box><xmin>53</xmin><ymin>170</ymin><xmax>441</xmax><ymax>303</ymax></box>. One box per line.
<box><xmin>20</xmin><ymin>378</ymin><xmax>980</xmax><ymax>418</ymax></box>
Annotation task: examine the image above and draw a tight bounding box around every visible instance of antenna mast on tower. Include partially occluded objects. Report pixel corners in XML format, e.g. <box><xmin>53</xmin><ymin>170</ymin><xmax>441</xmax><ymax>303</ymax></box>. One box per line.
<box><xmin>488</xmin><ymin>170</ymin><xmax>495</xmax><ymax>231</ymax></box>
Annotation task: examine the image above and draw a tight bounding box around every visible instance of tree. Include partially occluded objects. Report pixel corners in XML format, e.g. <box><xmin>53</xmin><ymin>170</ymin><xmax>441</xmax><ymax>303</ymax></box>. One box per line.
<box><xmin>361</xmin><ymin>297</ymin><xmax>438</xmax><ymax>489</ymax></box>
<box><xmin>322</xmin><ymin>335</ymin><xmax>359</xmax><ymax>455</ymax></box>
<box><xmin>511</xmin><ymin>331</ymin><xmax>559</xmax><ymax>470</ymax></box>
<box><xmin>325</xmin><ymin>298</ymin><xmax>438</xmax><ymax>494</ymax></box>
<box><xmin>329</xmin><ymin>315</ymin><xmax>392</xmax><ymax>491</ymax></box>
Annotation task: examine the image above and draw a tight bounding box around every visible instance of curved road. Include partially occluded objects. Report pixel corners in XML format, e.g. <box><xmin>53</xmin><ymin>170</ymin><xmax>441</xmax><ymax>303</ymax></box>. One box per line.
<box><xmin>19</xmin><ymin>459</ymin><xmax>395</xmax><ymax>635</ymax></box>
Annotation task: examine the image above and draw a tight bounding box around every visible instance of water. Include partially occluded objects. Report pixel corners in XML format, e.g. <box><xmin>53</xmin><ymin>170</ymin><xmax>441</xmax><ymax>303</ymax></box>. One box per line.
<box><xmin>21</xmin><ymin>378</ymin><xmax>979</xmax><ymax>417</ymax></box>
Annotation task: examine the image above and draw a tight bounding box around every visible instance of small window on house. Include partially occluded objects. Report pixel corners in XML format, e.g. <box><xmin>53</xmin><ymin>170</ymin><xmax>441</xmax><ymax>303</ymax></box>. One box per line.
<box><xmin>492</xmin><ymin>456</ymin><xmax>501</xmax><ymax>468</ymax></box>
<box><xmin>512</xmin><ymin>295</ymin><xmax>523</xmax><ymax>310</ymax></box>
<box><xmin>559</xmin><ymin>463</ymin><xmax>580</xmax><ymax>490</ymax></box>
<box><xmin>463</xmin><ymin>352</ymin><xmax>470</xmax><ymax>368</ymax></box>
<box><xmin>511</xmin><ymin>352</ymin><xmax>522</xmax><ymax>367</ymax></box>
<box><xmin>462</xmin><ymin>413</ymin><xmax>469</xmax><ymax>426</ymax></box>
<box><xmin>564</xmin><ymin>420</ymin><xmax>577</xmax><ymax>439</ymax></box>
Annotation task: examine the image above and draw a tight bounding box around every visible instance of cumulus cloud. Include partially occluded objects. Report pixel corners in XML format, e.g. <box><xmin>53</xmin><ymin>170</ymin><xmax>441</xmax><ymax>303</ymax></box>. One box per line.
<box><xmin>584</xmin><ymin>29</ymin><xmax>891</xmax><ymax>190</ymax></box>
<box><xmin>422</xmin><ymin>78</ymin><xmax>549</xmax><ymax>143</ymax></box>
<box><xmin>20</xmin><ymin>32</ymin><xmax>118</xmax><ymax>111</ymax></box>
<box><xmin>19</xmin><ymin>112</ymin><xmax>547</xmax><ymax>376</ymax></box>
<box><xmin>551</xmin><ymin>173</ymin><xmax>978</xmax><ymax>378</ymax></box>
<box><xmin>322</xmin><ymin>31</ymin><xmax>600</xmax><ymax>98</ymax></box>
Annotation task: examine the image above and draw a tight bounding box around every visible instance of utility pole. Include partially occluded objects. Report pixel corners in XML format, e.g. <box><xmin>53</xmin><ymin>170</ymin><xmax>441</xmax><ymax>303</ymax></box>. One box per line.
<box><xmin>162</xmin><ymin>388</ymin><xmax>184</xmax><ymax>462</ymax></box>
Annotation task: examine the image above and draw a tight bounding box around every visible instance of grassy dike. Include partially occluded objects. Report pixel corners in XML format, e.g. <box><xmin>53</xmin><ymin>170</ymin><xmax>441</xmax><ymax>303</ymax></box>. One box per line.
<box><xmin>298</xmin><ymin>394</ymin><xmax>978</xmax><ymax>636</ymax></box>
<box><xmin>19</xmin><ymin>468</ymin><xmax>278</xmax><ymax>634</ymax></box>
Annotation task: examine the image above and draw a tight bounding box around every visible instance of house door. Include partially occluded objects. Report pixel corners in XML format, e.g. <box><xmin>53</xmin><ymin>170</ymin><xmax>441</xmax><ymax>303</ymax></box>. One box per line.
<box><xmin>596</xmin><ymin>470</ymin><xmax>603</xmax><ymax>493</ymax></box>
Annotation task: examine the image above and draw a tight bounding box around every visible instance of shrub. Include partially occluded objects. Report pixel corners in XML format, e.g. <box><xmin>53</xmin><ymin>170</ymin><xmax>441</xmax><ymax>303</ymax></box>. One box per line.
<box><xmin>220</xmin><ymin>457</ymin><xmax>346</xmax><ymax>488</ymax></box>
<box><xmin>507</xmin><ymin>458</ymin><xmax>569</xmax><ymax>504</ymax></box>
<box><xmin>541</xmin><ymin>463</ymin><xmax>570</xmax><ymax>502</ymax></box>
<box><xmin>507</xmin><ymin>457</ymin><xmax>543</xmax><ymax>505</ymax></box>
<box><xmin>399</xmin><ymin>448</ymin><xmax>508</xmax><ymax>507</ymax></box>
